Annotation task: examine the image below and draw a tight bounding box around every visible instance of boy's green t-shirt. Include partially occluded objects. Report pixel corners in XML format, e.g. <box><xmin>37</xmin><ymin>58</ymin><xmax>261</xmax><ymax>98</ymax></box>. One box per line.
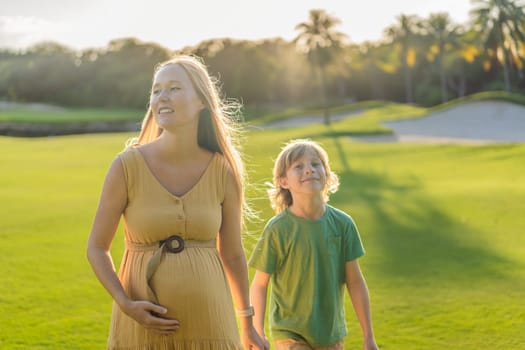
<box><xmin>249</xmin><ymin>205</ymin><xmax>365</xmax><ymax>347</ymax></box>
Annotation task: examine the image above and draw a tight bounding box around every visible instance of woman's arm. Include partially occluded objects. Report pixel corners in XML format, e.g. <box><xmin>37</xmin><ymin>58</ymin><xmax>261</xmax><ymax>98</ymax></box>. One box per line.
<box><xmin>345</xmin><ymin>260</ymin><xmax>379</xmax><ymax>350</ymax></box>
<box><xmin>87</xmin><ymin>157</ymin><xmax>179</xmax><ymax>334</ymax></box>
<box><xmin>218</xmin><ymin>169</ymin><xmax>265</xmax><ymax>350</ymax></box>
<box><xmin>250</xmin><ymin>270</ymin><xmax>271</xmax><ymax>348</ymax></box>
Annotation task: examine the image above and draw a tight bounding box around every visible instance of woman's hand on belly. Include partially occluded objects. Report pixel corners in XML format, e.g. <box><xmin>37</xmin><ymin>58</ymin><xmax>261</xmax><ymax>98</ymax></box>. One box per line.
<box><xmin>121</xmin><ymin>299</ymin><xmax>180</xmax><ymax>335</ymax></box>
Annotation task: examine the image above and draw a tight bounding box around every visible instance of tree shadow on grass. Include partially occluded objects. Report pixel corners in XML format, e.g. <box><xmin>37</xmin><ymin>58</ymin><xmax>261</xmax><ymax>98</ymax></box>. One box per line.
<box><xmin>329</xmin><ymin>152</ymin><xmax>517</xmax><ymax>287</ymax></box>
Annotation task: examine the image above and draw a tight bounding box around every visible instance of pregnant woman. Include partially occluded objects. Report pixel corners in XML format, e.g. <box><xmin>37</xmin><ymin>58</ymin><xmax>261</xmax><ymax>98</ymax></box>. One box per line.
<box><xmin>87</xmin><ymin>55</ymin><xmax>264</xmax><ymax>350</ymax></box>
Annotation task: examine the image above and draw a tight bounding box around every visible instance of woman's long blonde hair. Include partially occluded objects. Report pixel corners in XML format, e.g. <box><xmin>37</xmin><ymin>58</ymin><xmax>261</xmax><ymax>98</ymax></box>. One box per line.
<box><xmin>268</xmin><ymin>139</ymin><xmax>339</xmax><ymax>213</ymax></box>
<box><xmin>131</xmin><ymin>55</ymin><xmax>247</xmax><ymax>212</ymax></box>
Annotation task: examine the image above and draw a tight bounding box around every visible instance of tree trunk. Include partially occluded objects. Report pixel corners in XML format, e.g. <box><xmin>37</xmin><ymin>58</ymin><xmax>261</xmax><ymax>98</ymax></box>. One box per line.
<box><xmin>320</xmin><ymin>66</ymin><xmax>330</xmax><ymax>125</ymax></box>
<box><xmin>459</xmin><ymin>61</ymin><xmax>467</xmax><ymax>97</ymax></box>
<box><xmin>459</xmin><ymin>75</ymin><xmax>466</xmax><ymax>97</ymax></box>
<box><xmin>501</xmin><ymin>46</ymin><xmax>511</xmax><ymax>92</ymax></box>
<box><xmin>402</xmin><ymin>47</ymin><xmax>413</xmax><ymax>103</ymax></box>
<box><xmin>439</xmin><ymin>50</ymin><xmax>448</xmax><ymax>103</ymax></box>
<box><xmin>371</xmin><ymin>69</ymin><xmax>384</xmax><ymax>99</ymax></box>
<box><xmin>498</xmin><ymin>24</ymin><xmax>511</xmax><ymax>92</ymax></box>
<box><xmin>403</xmin><ymin>61</ymin><xmax>413</xmax><ymax>103</ymax></box>
<box><xmin>447</xmin><ymin>60</ymin><xmax>466</xmax><ymax>97</ymax></box>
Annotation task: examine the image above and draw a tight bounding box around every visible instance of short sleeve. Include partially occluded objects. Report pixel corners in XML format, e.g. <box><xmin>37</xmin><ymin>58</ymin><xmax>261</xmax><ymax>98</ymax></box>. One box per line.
<box><xmin>249</xmin><ymin>223</ymin><xmax>280</xmax><ymax>274</ymax></box>
<box><xmin>343</xmin><ymin>216</ymin><xmax>365</xmax><ymax>262</ymax></box>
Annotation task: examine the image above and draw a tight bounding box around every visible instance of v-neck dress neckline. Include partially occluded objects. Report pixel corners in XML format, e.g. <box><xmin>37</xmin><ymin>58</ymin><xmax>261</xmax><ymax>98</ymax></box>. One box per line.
<box><xmin>133</xmin><ymin>147</ymin><xmax>217</xmax><ymax>199</ymax></box>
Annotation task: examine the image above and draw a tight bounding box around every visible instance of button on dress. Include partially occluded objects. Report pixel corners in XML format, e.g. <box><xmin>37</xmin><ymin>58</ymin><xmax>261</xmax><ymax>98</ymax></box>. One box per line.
<box><xmin>107</xmin><ymin>147</ymin><xmax>241</xmax><ymax>350</ymax></box>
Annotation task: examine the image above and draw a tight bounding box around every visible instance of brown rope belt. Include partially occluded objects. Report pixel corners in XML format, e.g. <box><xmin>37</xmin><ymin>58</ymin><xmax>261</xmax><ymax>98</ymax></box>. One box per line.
<box><xmin>125</xmin><ymin>235</ymin><xmax>216</xmax><ymax>303</ymax></box>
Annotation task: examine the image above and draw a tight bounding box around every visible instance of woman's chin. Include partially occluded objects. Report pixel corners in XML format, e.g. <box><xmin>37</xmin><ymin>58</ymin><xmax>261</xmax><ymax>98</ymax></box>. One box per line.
<box><xmin>155</xmin><ymin>115</ymin><xmax>172</xmax><ymax>125</ymax></box>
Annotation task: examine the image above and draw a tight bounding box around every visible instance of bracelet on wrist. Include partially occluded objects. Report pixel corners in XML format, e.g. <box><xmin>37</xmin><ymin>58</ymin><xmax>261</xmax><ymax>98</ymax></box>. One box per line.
<box><xmin>236</xmin><ymin>305</ymin><xmax>254</xmax><ymax>317</ymax></box>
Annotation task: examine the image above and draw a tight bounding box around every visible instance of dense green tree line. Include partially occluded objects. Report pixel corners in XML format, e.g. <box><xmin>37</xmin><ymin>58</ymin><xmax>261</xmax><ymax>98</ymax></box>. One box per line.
<box><xmin>1</xmin><ymin>1</ymin><xmax>524</xmax><ymax>117</ymax></box>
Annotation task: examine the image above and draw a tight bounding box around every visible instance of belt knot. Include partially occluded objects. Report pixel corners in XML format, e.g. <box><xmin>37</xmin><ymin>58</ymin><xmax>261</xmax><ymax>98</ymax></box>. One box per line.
<box><xmin>159</xmin><ymin>235</ymin><xmax>185</xmax><ymax>253</ymax></box>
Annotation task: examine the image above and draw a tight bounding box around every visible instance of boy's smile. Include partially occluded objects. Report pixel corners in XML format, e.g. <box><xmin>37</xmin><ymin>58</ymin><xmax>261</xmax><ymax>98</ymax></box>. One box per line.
<box><xmin>280</xmin><ymin>150</ymin><xmax>327</xmax><ymax>195</ymax></box>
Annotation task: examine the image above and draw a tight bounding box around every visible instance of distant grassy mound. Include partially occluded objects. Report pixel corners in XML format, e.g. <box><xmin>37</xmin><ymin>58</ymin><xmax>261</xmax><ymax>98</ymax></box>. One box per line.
<box><xmin>0</xmin><ymin>106</ymin><xmax>143</xmax><ymax>136</ymax></box>
<box><xmin>1</xmin><ymin>91</ymin><xmax>523</xmax><ymax>136</ymax></box>
<box><xmin>250</xmin><ymin>91</ymin><xmax>525</xmax><ymax>128</ymax></box>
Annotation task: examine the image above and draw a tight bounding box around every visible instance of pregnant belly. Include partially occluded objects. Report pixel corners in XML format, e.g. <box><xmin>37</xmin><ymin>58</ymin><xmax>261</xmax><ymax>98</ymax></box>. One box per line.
<box><xmin>149</xmin><ymin>248</ymin><xmax>233</xmax><ymax>321</ymax></box>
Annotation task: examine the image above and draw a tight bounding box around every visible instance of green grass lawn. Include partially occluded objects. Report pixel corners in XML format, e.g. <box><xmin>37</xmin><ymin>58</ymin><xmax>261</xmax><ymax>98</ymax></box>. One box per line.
<box><xmin>0</xmin><ymin>110</ymin><xmax>524</xmax><ymax>349</ymax></box>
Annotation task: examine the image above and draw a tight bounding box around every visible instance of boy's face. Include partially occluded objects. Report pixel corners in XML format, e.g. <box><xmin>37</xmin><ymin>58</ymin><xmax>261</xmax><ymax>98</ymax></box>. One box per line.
<box><xmin>280</xmin><ymin>149</ymin><xmax>327</xmax><ymax>197</ymax></box>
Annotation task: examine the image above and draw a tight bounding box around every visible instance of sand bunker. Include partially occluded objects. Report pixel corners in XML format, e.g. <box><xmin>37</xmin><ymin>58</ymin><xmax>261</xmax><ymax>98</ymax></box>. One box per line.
<box><xmin>353</xmin><ymin>100</ymin><xmax>525</xmax><ymax>144</ymax></box>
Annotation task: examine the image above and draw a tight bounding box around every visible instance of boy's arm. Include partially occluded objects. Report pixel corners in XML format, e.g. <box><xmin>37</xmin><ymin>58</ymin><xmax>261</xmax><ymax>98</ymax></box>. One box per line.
<box><xmin>345</xmin><ymin>260</ymin><xmax>379</xmax><ymax>350</ymax></box>
<box><xmin>250</xmin><ymin>270</ymin><xmax>271</xmax><ymax>349</ymax></box>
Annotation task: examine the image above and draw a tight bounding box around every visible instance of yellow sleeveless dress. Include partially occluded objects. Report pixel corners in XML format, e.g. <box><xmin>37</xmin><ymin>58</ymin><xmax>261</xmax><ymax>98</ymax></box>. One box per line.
<box><xmin>108</xmin><ymin>147</ymin><xmax>242</xmax><ymax>350</ymax></box>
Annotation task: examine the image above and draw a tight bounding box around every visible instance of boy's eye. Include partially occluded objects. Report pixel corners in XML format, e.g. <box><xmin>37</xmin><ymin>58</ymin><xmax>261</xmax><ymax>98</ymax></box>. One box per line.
<box><xmin>170</xmin><ymin>86</ymin><xmax>180</xmax><ymax>91</ymax></box>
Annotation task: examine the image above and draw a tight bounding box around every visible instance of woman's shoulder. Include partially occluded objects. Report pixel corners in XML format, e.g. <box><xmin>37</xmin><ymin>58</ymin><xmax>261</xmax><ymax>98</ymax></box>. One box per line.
<box><xmin>212</xmin><ymin>152</ymin><xmax>237</xmax><ymax>185</ymax></box>
<box><xmin>117</xmin><ymin>144</ymin><xmax>139</xmax><ymax>158</ymax></box>
<box><xmin>213</xmin><ymin>152</ymin><xmax>230</xmax><ymax>170</ymax></box>
<box><xmin>114</xmin><ymin>145</ymin><xmax>144</xmax><ymax>177</ymax></box>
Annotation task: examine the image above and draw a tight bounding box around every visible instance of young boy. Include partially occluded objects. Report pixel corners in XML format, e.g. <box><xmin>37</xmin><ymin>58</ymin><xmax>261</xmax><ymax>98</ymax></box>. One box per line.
<box><xmin>249</xmin><ymin>139</ymin><xmax>379</xmax><ymax>350</ymax></box>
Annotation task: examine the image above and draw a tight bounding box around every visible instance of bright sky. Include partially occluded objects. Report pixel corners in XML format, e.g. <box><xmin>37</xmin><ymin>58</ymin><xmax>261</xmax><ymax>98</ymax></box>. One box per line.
<box><xmin>1</xmin><ymin>0</ymin><xmax>473</xmax><ymax>51</ymax></box>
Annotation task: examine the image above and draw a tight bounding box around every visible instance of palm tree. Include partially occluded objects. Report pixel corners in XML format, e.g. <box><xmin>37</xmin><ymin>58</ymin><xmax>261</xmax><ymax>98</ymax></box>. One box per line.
<box><xmin>424</xmin><ymin>13</ymin><xmax>462</xmax><ymax>103</ymax></box>
<box><xmin>470</xmin><ymin>0</ymin><xmax>525</xmax><ymax>92</ymax></box>
<box><xmin>294</xmin><ymin>9</ymin><xmax>347</xmax><ymax>124</ymax></box>
<box><xmin>352</xmin><ymin>41</ymin><xmax>398</xmax><ymax>100</ymax></box>
<box><xmin>445</xmin><ymin>28</ymin><xmax>481</xmax><ymax>97</ymax></box>
<box><xmin>384</xmin><ymin>14</ymin><xmax>422</xmax><ymax>104</ymax></box>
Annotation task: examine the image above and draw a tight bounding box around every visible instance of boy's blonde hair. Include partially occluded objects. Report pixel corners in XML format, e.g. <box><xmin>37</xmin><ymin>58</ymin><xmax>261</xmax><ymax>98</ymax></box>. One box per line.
<box><xmin>268</xmin><ymin>139</ymin><xmax>339</xmax><ymax>213</ymax></box>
